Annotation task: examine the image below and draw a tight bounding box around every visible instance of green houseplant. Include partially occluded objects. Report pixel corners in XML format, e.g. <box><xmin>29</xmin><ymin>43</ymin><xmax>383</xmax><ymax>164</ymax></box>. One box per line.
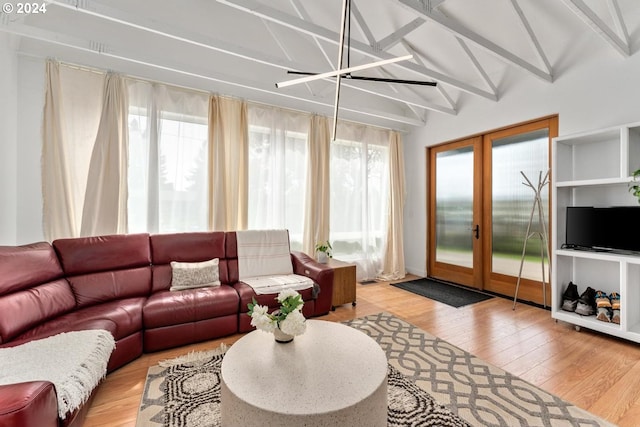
<box><xmin>630</xmin><ymin>169</ymin><xmax>640</xmax><ymax>204</ymax></box>
<box><xmin>314</xmin><ymin>240</ymin><xmax>333</xmax><ymax>264</ymax></box>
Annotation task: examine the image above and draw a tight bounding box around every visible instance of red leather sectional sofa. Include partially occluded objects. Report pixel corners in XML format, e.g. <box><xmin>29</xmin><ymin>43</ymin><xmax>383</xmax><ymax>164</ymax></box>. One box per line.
<box><xmin>0</xmin><ymin>231</ymin><xmax>333</xmax><ymax>427</ymax></box>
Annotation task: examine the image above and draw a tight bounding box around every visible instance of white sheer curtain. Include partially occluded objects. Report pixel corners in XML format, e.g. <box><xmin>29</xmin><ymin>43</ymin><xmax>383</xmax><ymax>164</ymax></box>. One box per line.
<box><xmin>42</xmin><ymin>60</ymin><xmax>104</xmax><ymax>241</ymax></box>
<box><xmin>127</xmin><ymin>81</ymin><xmax>209</xmax><ymax>234</ymax></box>
<box><xmin>247</xmin><ymin>103</ymin><xmax>309</xmax><ymax>251</ymax></box>
<box><xmin>330</xmin><ymin>122</ymin><xmax>390</xmax><ymax>281</ymax></box>
<box><xmin>80</xmin><ymin>73</ymin><xmax>129</xmax><ymax>236</ymax></box>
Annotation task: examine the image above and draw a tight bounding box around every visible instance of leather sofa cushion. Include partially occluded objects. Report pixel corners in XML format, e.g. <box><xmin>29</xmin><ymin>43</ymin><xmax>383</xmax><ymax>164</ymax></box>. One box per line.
<box><xmin>5</xmin><ymin>298</ymin><xmax>145</xmax><ymax>346</ymax></box>
<box><xmin>0</xmin><ymin>242</ymin><xmax>64</xmax><ymax>295</ymax></box>
<box><xmin>53</xmin><ymin>234</ymin><xmax>151</xmax><ymax>276</ymax></box>
<box><xmin>0</xmin><ymin>381</ymin><xmax>58</xmax><ymax>427</ymax></box>
<box><xmin>143</xmin><ymin>285</ymin><xmax>239</xmax><ymax>329</ymax></box>
<box><xmin>150</xmin><ymin>232</ymin><xmax>226</xmax><ymax>265</ymax></box>
<box><xmin>67</xmin><ymin>267</ymin><xmax>151</xmax><ymax>308</ymax></box>
<box><xmin>0</xmin><ymin>279</ymin><xmax>76</xmax><ymax>344</ymax></box>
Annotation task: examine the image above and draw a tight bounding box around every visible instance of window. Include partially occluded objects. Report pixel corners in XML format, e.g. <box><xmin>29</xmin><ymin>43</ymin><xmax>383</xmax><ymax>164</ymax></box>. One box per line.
<box><xmin>247</xmin><ymin>105</ymin><xmax>309</xmax><ymax>250</ymax></box>
<box><xmin>127</xmin><ymin>82</ymin><xmax>209</xmax><ymax>233</ymax></box>
<box><xmin>330</xmin><ymin>123</ymin><xmax>390</xmax><ymax>281</ymax></box>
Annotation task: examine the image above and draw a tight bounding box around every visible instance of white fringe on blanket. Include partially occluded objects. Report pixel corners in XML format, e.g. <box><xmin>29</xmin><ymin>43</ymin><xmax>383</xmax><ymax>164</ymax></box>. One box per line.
<box><xmin>0</xmin><ymin>330</ymin><xmax>115</xmax><ymax>419</ymax></box>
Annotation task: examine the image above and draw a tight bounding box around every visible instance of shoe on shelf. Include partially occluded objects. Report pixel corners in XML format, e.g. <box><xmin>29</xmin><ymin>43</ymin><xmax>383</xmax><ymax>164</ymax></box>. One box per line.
<box><xmin>596</xmin><ymin>307</ymin><xmax>612</xmax><ymax>322</ymax></box>
<box><xmin>575</xmin><ymin>286</ymin><xmax>596</xmax><ymax>316</ymax></box>
<box><xmin>561</xmin><ymin>282</ymin><xmax>580</xmax><ymax>312</ymax></box>
<box><xmin>610</xmin><ymin>292</ymin><xmax>621</xmax><ymax>324</ymax></box>
<box><xmin>610</xmin><ymin>292</ymin><xmax>621</xmax><ymax>310</ymax></box>
<box><xmin>594</xmin><ymin>290</ymin><xmax>612</xmax><ymax>308</ymax></box>
<box><xmin>612</xmin><ymin>309</ymin><xmax>621</xmax><ymax>324</ymax></box>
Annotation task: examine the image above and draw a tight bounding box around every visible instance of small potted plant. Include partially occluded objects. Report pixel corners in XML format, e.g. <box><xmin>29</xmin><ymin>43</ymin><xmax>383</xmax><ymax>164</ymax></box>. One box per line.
<box><xmin>315</xmin><ymin>240</ymin><xmax>333</xmax><ymax>264</ymax></box>
<box><xmin>630</xmin><ymin>169</ymin><xmax>640</xmax><ymax>204</ymax></box>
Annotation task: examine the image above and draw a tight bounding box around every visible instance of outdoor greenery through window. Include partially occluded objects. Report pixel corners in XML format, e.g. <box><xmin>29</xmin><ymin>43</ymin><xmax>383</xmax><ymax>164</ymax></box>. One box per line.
<box><xmin>127</xmin><ymin>82</ymin><xmax>210</xmax><ymax>234</ymax></box>
<box><xmin>330</xmin><ymin>125</ymin><xmax>390</xmax><ymax>281</ymax></box>
<box><xmin>247</xmin><ymin>124</ymin><xmax>308</xmax><ymax>251</ymax></box>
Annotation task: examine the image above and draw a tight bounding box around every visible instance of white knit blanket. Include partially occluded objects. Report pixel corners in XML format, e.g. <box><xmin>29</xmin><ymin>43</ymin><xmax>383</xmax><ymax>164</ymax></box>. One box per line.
<box><xmin>236</xmin><ymin>230</ymin><xmax>294</xmax><ymax>279</ymax></box>
<box><xmin>241</xmin><ymin>274</ymin><xmax>313</xmax><ymax>295</ymax></box>
<box><xmin>0</xmin><ymin>330</ymin><xmax>115</xmax><ymax>419</ymax></box>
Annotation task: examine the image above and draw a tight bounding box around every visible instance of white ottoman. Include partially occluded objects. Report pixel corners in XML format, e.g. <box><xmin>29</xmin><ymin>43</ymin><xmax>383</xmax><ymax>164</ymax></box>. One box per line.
<box><xmin>221</xmin><ymin>320</ymin><xmax>387</xmax><ymax>426</ymax></box>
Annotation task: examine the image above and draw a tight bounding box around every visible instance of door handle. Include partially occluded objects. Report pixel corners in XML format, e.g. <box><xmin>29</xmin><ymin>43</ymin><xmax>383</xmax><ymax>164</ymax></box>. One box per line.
<box><xmin>472</xmin><ymin>224</ymin><xmax>480</xmax><ymax>239</ymax></box>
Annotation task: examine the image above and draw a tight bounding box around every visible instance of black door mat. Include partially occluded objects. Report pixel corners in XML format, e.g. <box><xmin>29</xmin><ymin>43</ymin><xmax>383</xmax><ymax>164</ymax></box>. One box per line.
<box><xmin>391</xmin><ymin>278</ymin><xmax>493</xmax><ymax>308</ymax></box>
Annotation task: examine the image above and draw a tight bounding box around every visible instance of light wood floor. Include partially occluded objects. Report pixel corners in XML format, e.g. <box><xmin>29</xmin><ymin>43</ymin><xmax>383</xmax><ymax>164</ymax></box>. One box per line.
<box><xmin>84</xmin><ymin>278</ymin><xmax>640</xmax><ymax>426</ymax></box>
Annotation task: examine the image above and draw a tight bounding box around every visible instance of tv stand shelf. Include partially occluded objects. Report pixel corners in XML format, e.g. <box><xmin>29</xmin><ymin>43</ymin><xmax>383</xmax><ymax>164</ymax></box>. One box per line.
<box><xmin>551</xmin><ymin>121</ymin><xmax>640</xmax><ymax>344</ymax></box>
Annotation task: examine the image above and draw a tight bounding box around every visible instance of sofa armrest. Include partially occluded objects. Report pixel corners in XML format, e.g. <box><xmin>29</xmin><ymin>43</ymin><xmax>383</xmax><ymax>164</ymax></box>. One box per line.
<box><xmin>0</xmin><ymin>381</ymin><xmax>58</xmax><ymax>427</ymax></box>
<box><xmin>290</xmin><ymin>251</ymin><xmax>334</xmax><ymax>315</ymax></box>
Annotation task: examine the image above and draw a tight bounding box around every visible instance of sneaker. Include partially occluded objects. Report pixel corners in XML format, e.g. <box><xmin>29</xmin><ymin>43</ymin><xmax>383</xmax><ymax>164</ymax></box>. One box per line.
<box><xmin>596</xmin><ymin>307</ymin><xmax>612</xmax><ymax>322</ymax></box>
<box><xmin>612</xmin><ymin>309</ymin><xmax>621</xmax><ymax>324</ymax></box>
<box><xmin>561</xmin><ymin>282</ymin><xmax>580</xmax><ymax>312</ymax></box>
<box><xmin>575</xmin><ymin>287</ymin><xmax>596</xmax><ymax>316</ymax></box>
<box><xmin>610</xmin><ymin>292</ymin><xmax>621</xmax><ymax>324</ymax></box>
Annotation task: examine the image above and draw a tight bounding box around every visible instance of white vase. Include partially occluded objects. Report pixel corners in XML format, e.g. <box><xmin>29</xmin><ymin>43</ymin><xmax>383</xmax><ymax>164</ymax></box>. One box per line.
<box><xmin>273</xmin><ymin>326</ymin><xmax>294</xmax><ymax>343</ymax></box>
<box><xmin>317</xmin><ymin>252</ymin><xmax>328</xmax><ymax>264</ymax></box>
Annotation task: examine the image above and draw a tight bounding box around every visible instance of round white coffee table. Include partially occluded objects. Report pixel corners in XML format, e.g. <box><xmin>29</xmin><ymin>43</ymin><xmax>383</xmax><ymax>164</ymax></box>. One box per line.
<box><xmin>220</xmin><ymin>319</ymin><xmax>387</xmax><ymax>426</ymax></box>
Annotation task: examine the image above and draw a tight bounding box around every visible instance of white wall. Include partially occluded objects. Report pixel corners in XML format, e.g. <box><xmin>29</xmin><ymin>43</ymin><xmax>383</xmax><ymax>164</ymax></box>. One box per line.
<box><xmin>402</xmin><ymin>49</ymin><xmax>640</xmax><ymax>277</ymax></box>
<box><xmin>0</xmin><ymin>42</ymin><xmax>45</xmax><ymax>245</ymax></box>
<box><xmin>16</xmin><ymin>56</ymin><xmax>45</xmax><ymax>244</ymax></box>
<box><xmin>0</xmin><ymin>34</ymin><xmax>19</xmax><ymax>245</ymax></box>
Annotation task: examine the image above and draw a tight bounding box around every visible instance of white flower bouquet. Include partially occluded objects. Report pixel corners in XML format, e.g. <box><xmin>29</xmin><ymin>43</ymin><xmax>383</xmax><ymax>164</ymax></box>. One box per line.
<box><xmin>247</xmin><ymin>289</ymin><xmax>306</xmax><ymax>336</ymax></box>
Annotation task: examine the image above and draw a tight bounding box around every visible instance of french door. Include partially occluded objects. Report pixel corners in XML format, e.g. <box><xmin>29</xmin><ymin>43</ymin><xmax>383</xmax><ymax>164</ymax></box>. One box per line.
<box><xmin>427</xmin><ymin>117</ymin><xmax>558</xmax><ymax>304</ymax></box>
<box><xmin>427</xmin><ymin>137</ymin><xmax>483</xmax><ymax>288</ymax></box>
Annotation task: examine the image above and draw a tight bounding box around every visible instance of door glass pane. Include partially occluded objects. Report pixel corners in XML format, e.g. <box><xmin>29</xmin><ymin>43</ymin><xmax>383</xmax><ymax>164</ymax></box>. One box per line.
<box><xmin>435</xmin><ymin>147</ymin><xmax>474</xmax><ymax>268</ymax></box>
<box><xmin>492</xmin><ymin>129</ymin><xmax>549</xmax><ymax>280</ymax></box>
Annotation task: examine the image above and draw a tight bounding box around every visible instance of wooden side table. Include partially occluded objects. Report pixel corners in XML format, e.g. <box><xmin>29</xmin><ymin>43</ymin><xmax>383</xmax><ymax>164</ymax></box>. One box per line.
<box><xmin>327</xmin><ymin>258</ymin><xmax>357</xmax><ymax>310</ymax></box>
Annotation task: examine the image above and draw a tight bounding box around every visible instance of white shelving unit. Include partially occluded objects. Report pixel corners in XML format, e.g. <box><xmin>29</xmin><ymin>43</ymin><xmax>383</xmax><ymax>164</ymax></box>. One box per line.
<box><xmin>551</xmin><ymin>121</ymin><xmax>640</xmax><ymax>342</ymax></box>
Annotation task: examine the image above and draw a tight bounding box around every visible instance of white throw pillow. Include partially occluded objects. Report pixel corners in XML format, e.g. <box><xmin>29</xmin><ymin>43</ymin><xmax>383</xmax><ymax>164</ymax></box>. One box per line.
<box><xmin>170</xmin><ymin>258</ymin><xmax>221</xmax><ymax>291</ymax></box>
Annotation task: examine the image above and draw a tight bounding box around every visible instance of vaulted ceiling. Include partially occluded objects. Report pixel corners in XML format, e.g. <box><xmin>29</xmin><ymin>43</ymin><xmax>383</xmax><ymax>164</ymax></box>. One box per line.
<box><xmin>2</xmin><ymin>0</ymin><xmax>640</xmax><ymax>132</ymax></box>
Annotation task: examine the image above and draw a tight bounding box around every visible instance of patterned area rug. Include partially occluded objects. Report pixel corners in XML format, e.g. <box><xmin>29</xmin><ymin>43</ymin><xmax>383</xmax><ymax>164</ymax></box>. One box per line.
<box><xmin>136</xmin><ymin>345</ymin><xmax>469</xmax><ymax>427</ymax></box>
<box><xmin>137</xmin><ymin>313</ymin><xmax>615</xmax><ymax>427</ymax></box>
<box><xmin>344</xmin><ymin>313</ymin><xmax>615</xmax><ymax>427</ymax></box>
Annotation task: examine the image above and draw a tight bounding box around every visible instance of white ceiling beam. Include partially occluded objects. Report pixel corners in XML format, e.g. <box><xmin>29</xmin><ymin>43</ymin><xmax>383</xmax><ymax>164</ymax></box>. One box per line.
<box><xmin>455</xmin><ymin>38</ymin><xmax>497</xmax><ymax>96</ymax></box>
<box><xmin>49</xmin><ymin>0</ymin><xmax>444</xmax><ymax>115</ymax></box>
<box><xmin>0</xmin><ymin>21</ymin><xmax>425</xmax><ymax>127</ymax></box>
<box><xmin>559</xmin><ymin>0</ymin><xmax>629</xmax><ymax>56</ymax></box>
<box><xmin>216</xmin><ymin>0</ymin><xmax>497</xmax><ymax>100</ymax></box>
<box><xmin>396</xmin><ymin>0</ymin><xmax>553</xmax><ymax>82</ymax></box>
<box><xmin>607</xmin><ymin>0</ymin><xmax>629</xmax><ymax>45</ymax></box>
<box><xmin>49</xmin><ymin>0</ymin><xmax>300</xmax><ymax>72</ymax></box>
<box><xmin>350</xmin><ymin>1</ymin><xmax>377</xmax><ymax>46</ymax></box>
<box><xmin>376</xmin><ymin>17</ymin><xmax>425</xmax><ymax>51</ymax></box>
<box><xmin>427</xmin><ymin>0</ymin><xmax>448</xmax><ymax>9</ymax></box>
<box><xmin>400</xmin><ymin>39</ymin><xmax>457</xmax><ymax>110</ymax></box>
<box><xmin>509</xmin><ymin>0</ymin><xmax>551</xmax><ymax>75</ymax></box>
<box><xmin>262</xmin><ymin>21</ymin><xmax>293</xmax><ymax>62</ymax></box>
<box><xmin>351</xmin><ymin>0</ymin><xmax>429</xmax><ymax>111</ymax></box>
<box><xmin>289</xmin><ymin>0</ymin><xmax>333</xmax><ymax>67</ymax></box>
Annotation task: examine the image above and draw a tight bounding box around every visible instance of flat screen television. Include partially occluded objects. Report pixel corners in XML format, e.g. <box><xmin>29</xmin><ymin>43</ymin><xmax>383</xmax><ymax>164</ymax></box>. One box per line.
<box><xmin>565</xmin><ymin>206</ymin><xmax>640</xmax><ymax>253</ymax></box>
